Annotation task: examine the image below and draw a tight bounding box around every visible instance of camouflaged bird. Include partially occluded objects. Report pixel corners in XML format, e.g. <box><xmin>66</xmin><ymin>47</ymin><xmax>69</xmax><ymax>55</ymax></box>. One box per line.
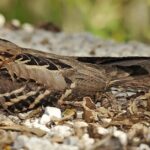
<box><xmin>0</xmin><ymin>38</ymin><xmax>150</xmax><ymax>113</ymax></box>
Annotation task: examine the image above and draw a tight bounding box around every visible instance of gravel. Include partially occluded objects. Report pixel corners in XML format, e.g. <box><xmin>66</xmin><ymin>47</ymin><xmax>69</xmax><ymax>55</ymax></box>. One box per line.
<box><xmin>0</xmin><ymin>18</ymin><xmax>150</xmax><ymax>150</ymax></box>
<box><xmin>0</xmin><ymin>24</ymin><xmax>150</xmax><ymax>57</ymax></box>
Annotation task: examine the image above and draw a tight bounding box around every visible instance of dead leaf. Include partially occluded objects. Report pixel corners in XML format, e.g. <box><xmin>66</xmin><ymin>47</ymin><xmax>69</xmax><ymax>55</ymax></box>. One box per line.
<box><xmin>83</xmin><ymin>97</ymin><xmax>96</xmax><ymax>109</ymax></box>
<box><xmin>110</xmin><ymin>118</ymin><xmax>133</xmax><ymax>127</ymax></box>
<box><xmin>97</xmin><ymin>107</ymin><xmax>114</xmax><ymax>118</ymax></box>
<box><xmin>77</xmin><ymin>97</ymin><xmax>98</xmax><ymax>123</ymax></box>
<box><xmin>50</xmin><ymin>136</ymin><xmax>64</xmax><ymax>143</ymax></box>
<box><xmin>83</xmin><ymin>108</ymin><xmax>98</xmax><ymax>123</ymax></box>
<box><xmin>63</xmin><ymin>108</ymin><xmax>76</xmax><ymax>118</ymax></box>
<box><xmin>53</xmin><ymin>108</ymin><xmax>76</xmax><ymax>125</ymax></box>
<box><xmin>0</xmin><ymin>125</ymin><xmax>46</xmax><ymax>137</ymax></box>
<box><xmin>128</xmin><ymin>100</ymin><xmax>138</xmax><ymax>115</ymax></box>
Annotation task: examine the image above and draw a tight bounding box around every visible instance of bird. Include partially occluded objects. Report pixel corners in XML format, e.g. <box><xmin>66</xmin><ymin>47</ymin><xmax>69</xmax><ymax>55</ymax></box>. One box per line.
<box><xmin>0</xmin><ymin>38</ymin><xmax>150</xmax><ymax>113</ymax></box>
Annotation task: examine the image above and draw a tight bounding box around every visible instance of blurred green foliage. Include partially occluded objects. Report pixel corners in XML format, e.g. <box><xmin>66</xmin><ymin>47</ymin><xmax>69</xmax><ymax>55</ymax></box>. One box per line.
<box><xmin>0</xmin><ymin>0</ymin><xmax>150</xmax><ymax>43</ymax></box>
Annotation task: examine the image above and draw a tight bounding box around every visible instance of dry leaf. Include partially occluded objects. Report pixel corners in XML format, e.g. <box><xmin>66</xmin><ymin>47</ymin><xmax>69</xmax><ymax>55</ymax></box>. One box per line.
<box><xmin>83</xmin><ymin>97</ymin><xmax>96</xmax><ymax>109</ymax></box>
<box><xmin>78</xmin><ymin>97</ymin><xmax>98</xmax><ymax>123</ymax></box>
<box><xmin>97</xmin><ymin>107</ymin><xmax>114</xmax><ymax>118</ymax></box>
<box><xmin>0</xmin><ymin>125</ymin><xmax>46</xmax><ymax>137</ymax></box>
<box><xmin>128</xmin><ymin>100</ymin><xmax>138</xmax><ymax>115</ymax></box>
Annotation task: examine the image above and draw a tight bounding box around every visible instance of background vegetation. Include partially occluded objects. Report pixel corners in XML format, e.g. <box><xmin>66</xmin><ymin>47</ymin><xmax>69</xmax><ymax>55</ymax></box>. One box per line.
<box><xmin>0</xmin><ymin>0</ymin><xmax>150</xmax><ymax>43</ymax></box>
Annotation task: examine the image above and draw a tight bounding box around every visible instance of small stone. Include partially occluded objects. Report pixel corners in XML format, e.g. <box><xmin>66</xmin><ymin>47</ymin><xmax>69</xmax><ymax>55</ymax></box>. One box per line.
<box><xmin>113</xmin><ymin>130</ymin><xmax>127</xmax><ymax>146</ymax></box>
<box><xmin>97</xmin><ymin>126</ymin><xmax>109</xmax><ymax>135</ymax></box>
<box><xmin>13</xmin><ymin>135</ymin><xmax>29</xmax><ymax>149</ymax></box>
<box><xmin>82</xmin><ymin>133</ymin><xmax>94</xmax><ymax>145</ymax></box>
<box><xmin>0</xmin><ymin>14</ymin><xmax>5</xmax><ymax>28</ymax></box>
<box><xmin>74</xmin><ymin>121</ymin><xmax>88</xmax><ymax>128</ymax></box>
<box><xmin>12</xmin><ymin>19</ymin><xmax>21</xmax><ymax>27</ymax></box>
<box><xmin>44</xmin><ymin>106</ymin><xmax>62</xmax><ymax>120</ymax></box>
<box><xmin>39</xmin><ymin>114</ymin><xmax>50</xmax><ymax>125</ymax></box>
<box><xmin>101</xmin><ymin>118</ymin><xmax>112</xmax><ymax>123</ymax></box>
<box><xmin>14</xmin><ymin>135</ymin><xmax>79</xmax><ymax>150</ymax></box>
<box><xmin>79</xmin><ymin>133</ymin><xmax>94</xmax><ymax>149</ymax></box>
<box><xmin>76</xmin><ymin>111</ymin><xmax>83</xmax><ymax>119</ymax></box>
<box><xmin>22</xmin><ymin>23</ymin><xmax>34</xmax><ymax>32</ymax></box>
<box><xmin>127</xmin><ymin>91</ymin><xmax>136</xmax><ymax>96</ymax></box>
<box><xmin>64</xmin><ymin>136</ymin><xmax>79</xmax><ymax>146</ymax></box>
<box><xmin>139</xmin><ymin>144</ymin><xmax>150</xmax><ymax>150</ymax></box>
<box><xmin>50</xmin><ymin>125</ymin><xmax>72</xmax><ymax>138</ymax></box>
<box><xmin>24</xmin><ymin>118</ymin><xmax>50</xmax><ymax>132</ymax></box>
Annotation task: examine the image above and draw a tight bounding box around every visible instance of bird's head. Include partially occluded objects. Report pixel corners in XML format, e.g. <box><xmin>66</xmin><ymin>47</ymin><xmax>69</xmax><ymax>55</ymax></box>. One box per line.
<box><xmin>0</xmin><ymin>39</ymin><xmax>21</xmax><ymax>67</ymax></box>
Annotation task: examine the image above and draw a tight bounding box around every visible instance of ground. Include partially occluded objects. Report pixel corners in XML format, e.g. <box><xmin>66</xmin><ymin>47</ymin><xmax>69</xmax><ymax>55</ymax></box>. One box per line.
<box><xmin>0</xmin><ymin>22</ymin><xmax>150</xmax><ymax>150</ymax></box>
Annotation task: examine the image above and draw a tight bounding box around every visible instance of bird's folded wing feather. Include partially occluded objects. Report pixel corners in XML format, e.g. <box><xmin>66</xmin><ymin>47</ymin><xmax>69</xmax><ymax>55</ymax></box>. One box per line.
<box><xmin>0</xmin><ymin>38</ymin><xmax>150</xmax><ymax>112</ymax></box>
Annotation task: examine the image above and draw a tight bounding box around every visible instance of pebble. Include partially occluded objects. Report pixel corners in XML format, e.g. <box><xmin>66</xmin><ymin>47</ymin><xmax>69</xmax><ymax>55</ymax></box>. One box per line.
<box><xmin>24</xmin><ymin>107</ymin><xmax>63</xmax><ymax>133</ymax></box>
<box><xmin>0</xmin><ymin>20</ymin><xmax>149</xmax><ymax>57</ymax></box>
<box><xmin>39</xmin><ymin>114</ymin><xmax>50</xmax><ymax>125</ymax></box>
<box><xmin>113</xmin><ymin>130</ymin><xmax>128</xmax><ymax>146</ymax></box>
<box><xmin>76</xmin><ymin>111</ymin><xmax>83</xmax><ymax>119</ymax></box>
<box><xmin>12</xmin><ymin>19</ymin><xmax>21</xmax><ymax>27</ymax></box>
<box><xmin>73</xmin><ymin>121</ymin><xmax>88</xmax><ymax>128</ymax></box>
<box><xmin>0</xmin><ymin>14</ymin><xmax>5</xmax><ymax>28</ymax></box>
<box><xmin>49</xmin><ymin>125</ymin><xmax>73</xmax><ymax>138</ymax></box>
<box><xmin>79</xmin><ymin>133</ymin><xmax>94</xmax><ymax>150</ymax></box>
<box><xmin>24</xmin><ymin>118</ymin><xmax>50</xmax><ymax>132</ymax></box>
<box><xmin>22</xmin><ymin>23</ymin><xmax>34</xmax><ymax>32</ymax></box>
<box><xmin>0</xmin><ymin>16</ymin><xmax>149</xmax><ymax>150</ymax></box>
<box><xmin>97</xmin><ymin>126</ymin><xmax>109</xmax><ymax>135</ymax></box>
<box><xmin>44</xmin><ymin>106</ymin><xmax>62</xmax><ymax>119</ymax></box>
<box><xmin>13</xmin><ymin>135</ymin><xmax>79</xmax><ymax>150</ymax></box>
<box><xmin>139</xmin><ymin>144</ymin><xmax>150</xmax><ymax>150</ymax></box>
<box><xmin>64</xmin><ymin>136</ymin><xmax>79</xmax><ymax>146</ymax></box>
<box><xmin>39</xmin><ymin>107</ymin><xmax>61</xmax><ymax>125</ymax></box>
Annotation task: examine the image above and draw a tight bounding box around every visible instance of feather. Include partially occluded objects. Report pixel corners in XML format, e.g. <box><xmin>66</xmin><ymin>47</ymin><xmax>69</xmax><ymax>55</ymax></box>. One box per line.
<box><xmin>0</xmin><ymin>38</ymin><xmax>150</xmax><ymax>112</ymax></box>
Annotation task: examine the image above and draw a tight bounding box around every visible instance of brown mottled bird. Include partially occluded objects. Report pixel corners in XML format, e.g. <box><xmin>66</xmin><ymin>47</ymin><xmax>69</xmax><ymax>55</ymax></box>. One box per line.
<box><xmin>0</xmin><ymin>39</ymin><xmax>150</xmax><ymax>112</ymax></box>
